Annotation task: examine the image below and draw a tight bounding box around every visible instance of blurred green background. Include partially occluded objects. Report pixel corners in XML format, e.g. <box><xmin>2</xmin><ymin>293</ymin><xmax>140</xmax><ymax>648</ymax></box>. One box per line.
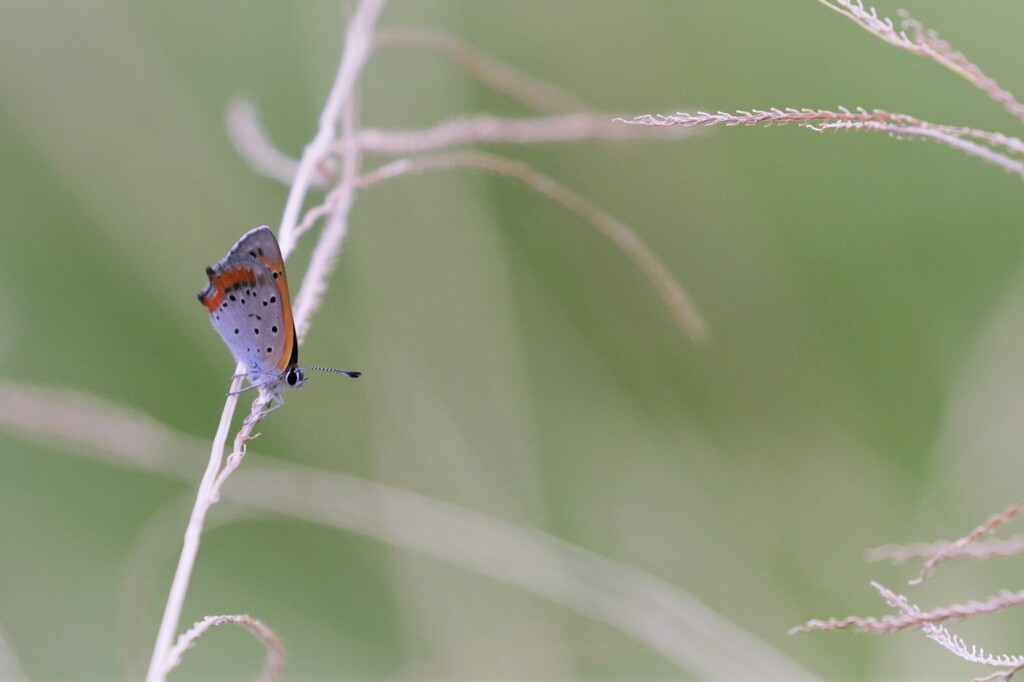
<box><xmin>3</xmin><ymin>1</ymin><xmax>1024</xmax><ymax>679</ymax></box>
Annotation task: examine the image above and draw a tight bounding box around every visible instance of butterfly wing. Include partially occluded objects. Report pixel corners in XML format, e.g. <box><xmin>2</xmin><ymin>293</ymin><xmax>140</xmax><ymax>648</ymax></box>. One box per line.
<box><xmin>229</xmin><ymin>226</ymin><xmax>298</xmax><ymax>375</ymax></box>
<box><xmin>198</xmin><ymin>227</ymin><xmax>297</xmax><ymax>389</ymax></box>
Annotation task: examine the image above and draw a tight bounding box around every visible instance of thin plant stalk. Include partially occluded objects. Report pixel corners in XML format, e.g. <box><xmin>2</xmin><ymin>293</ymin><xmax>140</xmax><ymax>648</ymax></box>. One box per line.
<box><xmin>143</xmin><ymin>0</ymin><xmax>387</xmax><ymax>678</ymax></box>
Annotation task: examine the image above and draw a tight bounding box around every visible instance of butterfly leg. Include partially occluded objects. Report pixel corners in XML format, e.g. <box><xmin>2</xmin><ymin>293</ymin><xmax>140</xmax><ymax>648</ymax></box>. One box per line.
<box><xmin>227</xmin><ymin>381</ymin><xmax>259</xmax><ymax>397</ymax></box>
<box><xmin>260</xmin><ymin>391</ymin><xmax>285</xmax><ymax>415</ymax></box>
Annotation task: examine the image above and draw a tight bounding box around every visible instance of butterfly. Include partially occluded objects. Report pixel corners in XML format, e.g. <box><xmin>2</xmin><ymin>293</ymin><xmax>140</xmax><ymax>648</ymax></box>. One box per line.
<box><xmin>198</xmin><ymin>226</ymin><xmax>359</xmax><ymax>409</ymax></box>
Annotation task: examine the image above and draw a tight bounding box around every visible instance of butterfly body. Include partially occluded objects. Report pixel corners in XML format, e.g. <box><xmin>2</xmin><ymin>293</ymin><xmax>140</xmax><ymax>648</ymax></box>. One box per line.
<box><xmin>198</xmin><ymin>226</ymin><xmax>358</xmax><ymax>406</ymax></box>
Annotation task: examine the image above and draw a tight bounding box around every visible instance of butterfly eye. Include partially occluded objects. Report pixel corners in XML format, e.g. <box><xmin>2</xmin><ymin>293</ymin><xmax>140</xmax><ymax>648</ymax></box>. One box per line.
<box><xmin>286</xmin><ymin>367</ymin><xmax>304</xmax><ymax>387</ymax></box>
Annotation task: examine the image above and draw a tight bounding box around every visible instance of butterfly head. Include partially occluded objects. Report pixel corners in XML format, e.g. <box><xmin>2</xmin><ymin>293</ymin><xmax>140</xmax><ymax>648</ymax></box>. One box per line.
<box><xmin>285</xmin><ymin>365</ymin><xmax>307</xmax><ymax>389</ymax></box>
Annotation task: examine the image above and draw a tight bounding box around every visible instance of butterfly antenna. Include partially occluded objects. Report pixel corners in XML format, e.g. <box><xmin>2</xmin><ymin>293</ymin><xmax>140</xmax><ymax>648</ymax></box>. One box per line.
<box><xmin>300</xmin><ymin>365</ymin><xmax>362</xmax><ymax>378</ymax></box>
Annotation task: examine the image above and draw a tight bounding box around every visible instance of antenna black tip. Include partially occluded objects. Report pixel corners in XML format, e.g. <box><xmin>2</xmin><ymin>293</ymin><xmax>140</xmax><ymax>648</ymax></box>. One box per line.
<box><xmin>300</xmin><ymin>365</ymin><xmax>362</xmax><ymax>378</ymax></box>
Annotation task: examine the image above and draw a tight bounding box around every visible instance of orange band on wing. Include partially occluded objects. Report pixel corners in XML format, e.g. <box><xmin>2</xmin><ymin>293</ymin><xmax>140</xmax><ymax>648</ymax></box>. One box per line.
<box><xmin>199</xmin><ymin>266</ymin><xmax>258</xmax><ymax>312</ymax></box>
<box><xmin>257</xmin><ymin>256</ymin><xmax>296</xmax><ymax>373</ymax></box>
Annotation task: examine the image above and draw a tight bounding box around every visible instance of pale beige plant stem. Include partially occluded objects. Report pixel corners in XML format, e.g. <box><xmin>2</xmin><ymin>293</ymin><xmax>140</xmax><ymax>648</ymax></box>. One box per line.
<box><xmin>145</xmin><ymin>0</ymin><xmax>387</xmax><ymax>679</ymax></box>
<box><xmin>814</xmin><ymin>117</ymin><xmax>1024</xmax><ymax>159</ymax></box>
<box><xmin>152</xmin><ymin>1</ymin><xmax>709</xmax><ymax>675</ymax></box>
<box><xmin>0</xmin><ymin>382</ymin><xmax>818</xmax><ymax>681</ymax></box>
<box><xmin>225</xmin><ymin>100</ymin><xmax>332</xmax><ymax>187</ymax></box>
<box><xmin>976</xmin><ymin>665</ymin><xmax>1024</xmax><ymax>682</ymax></box>
<box><xmin>911</xmin><ymin>502</ymin><xmax>1024</xmax><ymax>584</ymax></box>
<box><xmin>291</xmin><ymin>148</ymin><xmax>706</xmax><ymax>340</ymax></box>
<box><xmin>790</xmin><ymin>587</ymin><xmax>1024</xmax><ymax>635</ymax></box>
<box><xmin>622</xmin><ymin>108</ymin><xmax>1024</xmax><ymax>178</ymax></box>
<box><xmin>290</xmin><ymin>96</ymin><xmax>363</xmax><ymax>343</ymax></box>
<box><xmin>209</xmin><ymin>397</ymin><xmax>268</xmax><ymax>503</ymax></box>
<box><xmin>229</xmin><ymin>35</ymin><xmax>707</xmax><ymax>341</ymax></box>
<box><xmin>0</xmin><ymin>624</ymin><xmax>29</xmax><ymax>682</ymax></box>
<box><xmin>814</xmin><ymin>0</ymin><xmax>1024</xmax><ymax>124</ymax></box>
<box><xmin>867</xmin><ymin>536</ymin><xmax>1024</xmax><ymax>564</ymax></box>
<box><xmin>620</xmin><ymin>107</ymin><xmax>897</xmax><ymax>128</ymax></box>
<box><xmin>118</xmin><ymin>495</ymin><xmax>266</xmax><ymax>678</ymax></box>
<box><xmin>354</xmin><ymin>112</ymin><xmax>701</xmax><ymax>154</ymax></box>
<box><xmin>164</xmin><ymin>615</ymin><xmax>285</xmax><ymax>682</ymax></box>
<box><xmin>358</xmin><ymin>151</ymin><xmax>707</xmax><ymax>340</ymax></box>
<box><xmin>674</xmin><ymin>4</ymin><xmax>1024</xmax><ymax>674</ymax></box>
<box><xmin>277</xmin><ymin>0</ymin><xmax>386</xmax><ymax>258</ymax></box>
<box><xmin>143</xmin><ymin>374</ymin><xmax>243</xmax><ymax>682</ymax></box>
<box><xmin>810</xmin><ymin>121</ymin><xmax>1024</xmax><ymax>178</ymax></box>
<box><xmin>228</xmin><ymin>104</ymin><xmax>702</xmax><ymax>186</ymax></box>
<box><xmin>803</xmin><ymin>584</ymin><xmax>1024</xmax><ymax>679</ymax></box>
<box><xmin>872</xmin><ymin>582</ymin><xmax>1024</xmax><ymax>674</ymax></box>
<box><xmin>373</xmin><ymin>28</ymin><xmax>587</xmax><ymax>114</ymax></box>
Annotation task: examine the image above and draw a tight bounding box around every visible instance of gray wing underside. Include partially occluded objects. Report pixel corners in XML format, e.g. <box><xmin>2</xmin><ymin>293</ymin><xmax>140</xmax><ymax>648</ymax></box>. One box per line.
<box><xmin>207</xmin><ymin>257</ymin><xmax>290</xmax><ymax>386</ymax></box>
